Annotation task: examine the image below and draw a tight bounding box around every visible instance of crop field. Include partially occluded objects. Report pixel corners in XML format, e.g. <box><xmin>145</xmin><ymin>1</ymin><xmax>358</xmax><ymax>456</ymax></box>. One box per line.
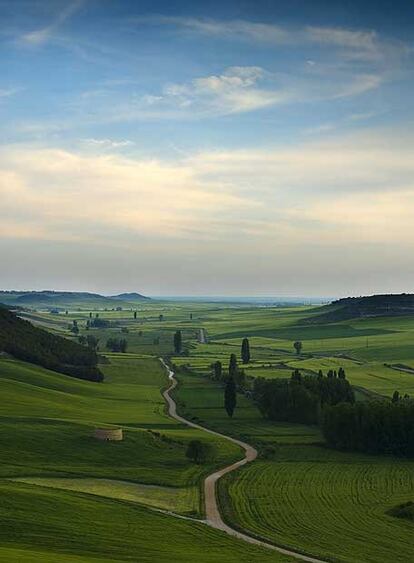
<box><xmin>220</xmin><ymin>447</ymin><xmax>414</xmax><ymax>563</ymax></box>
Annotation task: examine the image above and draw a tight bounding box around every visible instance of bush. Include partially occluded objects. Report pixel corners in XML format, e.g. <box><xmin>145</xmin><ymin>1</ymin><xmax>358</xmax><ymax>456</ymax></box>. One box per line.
<box><xmin>185</xmin><ymin>440</ymin><xmax>213</xmax><ymax>464</ymax></box>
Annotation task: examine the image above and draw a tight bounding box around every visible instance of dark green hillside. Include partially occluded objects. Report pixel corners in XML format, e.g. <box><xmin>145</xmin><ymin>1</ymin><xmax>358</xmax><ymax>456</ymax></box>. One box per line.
<box><xmin>0</xmin><ymin>308</ymin><xmax>103</xmax><ymax>382</ymax></box>
<box><xmin>305</xmin><ymin>293</ymin><xmax>414</xmax><ymax>323</ymax></box>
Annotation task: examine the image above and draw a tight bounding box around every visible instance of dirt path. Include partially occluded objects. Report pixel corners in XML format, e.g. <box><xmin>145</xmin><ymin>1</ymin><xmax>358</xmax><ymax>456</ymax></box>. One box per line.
<box><xmin>160</xmin><ymin>359</ymin><xmax>325</xmax><ymax>563</ymax></box>
<box><xmin>198</xmin><ymin>328</ymin><xmax>207</xmax><ymax>344</ymax></box>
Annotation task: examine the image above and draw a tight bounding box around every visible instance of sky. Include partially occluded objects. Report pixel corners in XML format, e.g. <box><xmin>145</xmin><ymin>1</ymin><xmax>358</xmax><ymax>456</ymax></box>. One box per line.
<box><xmin>1</xmin><ymin>0</ymin><xmax>414</xmax><ymax>297</ymax></box>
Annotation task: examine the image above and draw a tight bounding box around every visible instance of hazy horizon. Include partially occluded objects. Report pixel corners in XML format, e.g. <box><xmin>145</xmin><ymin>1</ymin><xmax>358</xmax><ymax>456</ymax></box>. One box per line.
<box><xmin>2</xmin><ymin>0</ymin><xmax>414</xmax><ymax>296</ymax></box>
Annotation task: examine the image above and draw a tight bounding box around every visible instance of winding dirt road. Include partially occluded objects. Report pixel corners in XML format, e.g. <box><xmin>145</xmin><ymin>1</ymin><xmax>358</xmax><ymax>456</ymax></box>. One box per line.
<box><xmin>160</xmin><ymin>359</ymin><xmax>325</xmax><ymax>563</ymax></box>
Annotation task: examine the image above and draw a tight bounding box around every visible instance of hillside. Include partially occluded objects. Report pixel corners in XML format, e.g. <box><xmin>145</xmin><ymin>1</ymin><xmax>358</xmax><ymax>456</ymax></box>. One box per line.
<box><xmin>0</xmin><ymin>290</ymin><xmax>150</xmax><ymax>309</ymax></box>
<box><xmin>109</xmin><ymin>292</ymin><xmax>151</xmax><ymax>302</ymax></box>
<box><xmin>304</xmin><ymin>293</ymin><xmax>414</xmax><ymax>323</ymax></box>
<box><xmin>0</xmin><ymin>307</ymin><xmax>103</xmax><ymax>381</ymax></box>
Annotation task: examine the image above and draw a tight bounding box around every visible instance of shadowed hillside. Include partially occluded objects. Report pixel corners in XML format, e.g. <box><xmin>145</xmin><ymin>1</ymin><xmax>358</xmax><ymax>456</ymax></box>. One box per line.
<box><xmin>304</xmin><ymin>294</ymin><xmax>414</xmax><ymax>324</ymax></box>
<box><xmin>0</xmin><ymin>307</ymin><xmax>103</xmax><ymax>382</ymax></box>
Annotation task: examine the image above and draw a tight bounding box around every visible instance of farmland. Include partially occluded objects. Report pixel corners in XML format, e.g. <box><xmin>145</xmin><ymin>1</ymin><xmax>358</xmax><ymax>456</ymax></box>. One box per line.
<box><xmin>2</xmin><ymin>297</ymin><xmax>414</xmax><ymax>561</ymax></box>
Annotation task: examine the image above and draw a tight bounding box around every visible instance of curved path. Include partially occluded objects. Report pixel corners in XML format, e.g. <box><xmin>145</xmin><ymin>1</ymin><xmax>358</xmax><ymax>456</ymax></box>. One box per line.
<box><xmin>160</xmin><ymin>359</ymin><xmax>325</xmax><ymax>563</ymax></box>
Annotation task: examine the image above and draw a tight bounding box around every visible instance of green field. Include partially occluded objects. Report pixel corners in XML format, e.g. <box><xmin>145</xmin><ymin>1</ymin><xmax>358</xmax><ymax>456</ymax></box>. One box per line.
<box><xmin>0</xmin><ymin>350</ymin><xmax>290</xmax><ymax>561</ymax></box>
<box><xmin>220</xmin><ymin>449</ymin><xmax>414</xmax><ymax>563</ymax></box>
<box><xmin>3</xmin><ymin>299</ymin><xmax>414</xmax><ymax>561</ymax></box>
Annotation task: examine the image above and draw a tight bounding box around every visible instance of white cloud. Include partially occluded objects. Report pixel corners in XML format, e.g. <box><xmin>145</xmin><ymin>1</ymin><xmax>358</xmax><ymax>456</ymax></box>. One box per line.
<box><xmin>21</xmin><ymin>0</ymin><xmax>84</xmax><ymax>46</ymax></box>
<box><xmin>0</xmin><ymin>145</ymin><xmax>253</xmax><ymax>244</ymax></box>
<box><xmin>82</xmin><ymin>138</ymin><xmax>134</xmax><ymax>149</ymax></box>
<box><xmin>2</xmin><ymin>128</ymin><xmax>414</xmax><ymax>252</ymax></box>
<box><xmin>163</xmin><ymin>66</ymin><xmax>288</xmax><ymax>115</ymax></box>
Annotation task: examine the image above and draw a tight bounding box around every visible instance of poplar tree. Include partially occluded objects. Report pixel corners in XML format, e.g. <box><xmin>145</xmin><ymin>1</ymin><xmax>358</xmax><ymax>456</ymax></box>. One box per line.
<box><xmin>241</xmin><ymin>337</ymin><xmax>251</xmax><ymax>364</ymax></box>
<box><xmin>174</xmin><ymin>330</ymin><xmax>182</xmax><ymax>354</ymax></box>
<box><xmin>224</xmin><ymin>377</ymin><xmax>237</xmax><ymax>418</ymax></box>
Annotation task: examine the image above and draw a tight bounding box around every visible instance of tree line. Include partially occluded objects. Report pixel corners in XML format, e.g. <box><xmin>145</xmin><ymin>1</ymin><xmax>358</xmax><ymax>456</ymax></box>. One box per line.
<box><xmin>253</xmin><ymin>369</ymin><xmax>355</xmax><ymax>425</ymax></box>
<box><xmin>322</xmin><ymin>396</ymin><xmax>414</xmax><ymax>456</ymax></box>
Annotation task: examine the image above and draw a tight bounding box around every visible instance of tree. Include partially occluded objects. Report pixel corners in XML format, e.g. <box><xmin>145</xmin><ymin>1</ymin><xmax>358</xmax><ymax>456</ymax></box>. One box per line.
<box><xmin>133</xmin><ymin>311</ymin><xmax>137</xmax><ymax>320</ymax></box>
<box><xmin>213</xmin><ymin>360</ymin><xmax>222</xmax><ymax>381</ymax></box>
<box><xmin>186</xmin><ymin>440</ymin><xmax>212</xmax><ymax>464</ymax></box>
<box><xmin>174</xmin><ymin>330</ymin><xmax>182</xmax><ymax>354</ymax></box>
<box><xmin>229</xmin><ymin>354</ymin><xmax>238</xmax><ymax>378</ymax></box>
<box><xmin>392</xmin><ymin>390</ymin><xmax>400</xmax><ymax>403</ymax></box>
<box><xmin>241</xmin><ymin>337</ymin><xmax>251</xmax><ymax>364</ymax></box>
<box><xmin>71</xmin><ymin>320</ymin><xmax>79</xmax><ymax>335</ymax></box>
<box><xmin>119</xmin><ymin>338</ymin><xmax>128</xmax><ymax>353</ymax></box>
<box><xmin>293</xmin><ymin>341</ymin><xmax>302</xmax><ymax>355</ymax></box>
<box><xmin>159</xmin><ymin>314</ymin><xmax>164</xmax><ymax>322</ymax></box>
<box><xmin>224</xmin><ymin>377</ymin><xmax>237</xmax><ymax>417</ymax></box>
<box><xmin>78</xmin><ymin>335</ymin><xmax>86</xmax><ymax>346</ymax></box>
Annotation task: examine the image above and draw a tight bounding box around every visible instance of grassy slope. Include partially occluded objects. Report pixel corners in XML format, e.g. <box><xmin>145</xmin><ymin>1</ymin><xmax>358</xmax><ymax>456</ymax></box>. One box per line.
<box><xmin>0</xmin><ymin>355</ymin><xmax>241</xmax><ymax>486</ymax></box>
<box><xmin>0</xmin><ymin>352</ymin><xmax>292</xmax><ymax>562</ymax></box>
<box><xmin>0</xmin><ymin>481</ymin><xmax>289</xmax><ymax>563</ymax></box>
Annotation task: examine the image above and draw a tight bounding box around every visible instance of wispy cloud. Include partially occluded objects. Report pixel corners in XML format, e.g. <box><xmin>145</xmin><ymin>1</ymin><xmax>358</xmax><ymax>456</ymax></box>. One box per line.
<box><xmin>139</xmin><ymin>16</ymin><xmax>409</xmax><ymax>64</ymax></box>
<box><xmin>21</xmin><ymin>0</ymin><xmax>84</xmax><ymax>46</ymax></box>
<box><xmin>0</xmin><ymin>87</ymin><xmax>22</xmax><ymax>99</ymax></box>
<box><xmin>82</xmin><ymin>138</ymin><xmax>135</xmax><ymax>149</ymax></box>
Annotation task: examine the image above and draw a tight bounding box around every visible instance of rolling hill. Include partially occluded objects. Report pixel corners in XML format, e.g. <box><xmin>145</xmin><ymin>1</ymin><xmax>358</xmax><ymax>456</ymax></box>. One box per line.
<box><xmin>0</xmin><ymin>290</ymin><xmax>150</xmax><ymax>309</ymax></box>
<box><xmin>304</xmin><ymin>293</ymin><xmax>414</xmax><ymax>323</ymax></box>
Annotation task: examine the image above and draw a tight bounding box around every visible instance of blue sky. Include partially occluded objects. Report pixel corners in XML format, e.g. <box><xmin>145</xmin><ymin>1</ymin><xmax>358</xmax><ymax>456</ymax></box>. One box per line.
<box><xmin>1</xmin><ymin>0</ymin><xmax>414</xmax><ymax>296</ymax></box>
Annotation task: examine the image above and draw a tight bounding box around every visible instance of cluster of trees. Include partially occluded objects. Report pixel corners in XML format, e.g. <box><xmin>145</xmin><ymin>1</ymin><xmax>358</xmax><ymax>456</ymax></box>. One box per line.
<box><xmin>106</xmin><ymin>338</ymin><xmax>128</xmax><ymax>353</ymax></box>
<box><xmin>78</xmin><ymin>334</ymin><xmax>99</xmax><ymax>350</ymax></box>
<box><xmin>253</xmin><ymin>369</ymin><xmax>354</xmax><ymax>425</ymax></box>
<box><xmin>0</xmin><ymin>307</ymin><xmax>103</xmax><ymax>382</ymax></box>
<box><xmin>87</xmin><ymin>318</ymin><xmax>111</xmax><ymax>329</ymax></box>
<box><xmin>323</xmin><ymin>397</ymin><xmax>414</xmax><ymax>456</ymax></box>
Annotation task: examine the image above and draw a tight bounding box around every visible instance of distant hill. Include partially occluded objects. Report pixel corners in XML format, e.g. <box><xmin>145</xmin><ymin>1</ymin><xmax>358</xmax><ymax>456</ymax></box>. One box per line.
<box><xmin>109</xmin><ymin>292</ymin><xmax>151</xmax><ymax>302</ymax></box>
<box><xmin>305</xmin><ymin>294</ymin><xmax>414</xmax><ymax>324</ymax></box>
<box><xmin>0</xmin><ymin>306</ymin><xmax>103</xmax><ymax>382</ymax></box>
<box><xmin>0</xmin><ymin>290</ymin><xmax>150</xmax><ymax>309</ymax></box>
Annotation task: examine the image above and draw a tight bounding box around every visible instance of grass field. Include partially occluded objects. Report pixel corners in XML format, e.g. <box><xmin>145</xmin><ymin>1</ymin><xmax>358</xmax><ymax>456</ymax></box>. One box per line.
<box><xmin>4</xmin><ymin>299</ymin><xmax>414</xmax><ymax>561</ymax></box>
<box><xmin>0</xmin><ymin>349</ymin><xmax>292</xmax><ymax>561</ymax></box>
